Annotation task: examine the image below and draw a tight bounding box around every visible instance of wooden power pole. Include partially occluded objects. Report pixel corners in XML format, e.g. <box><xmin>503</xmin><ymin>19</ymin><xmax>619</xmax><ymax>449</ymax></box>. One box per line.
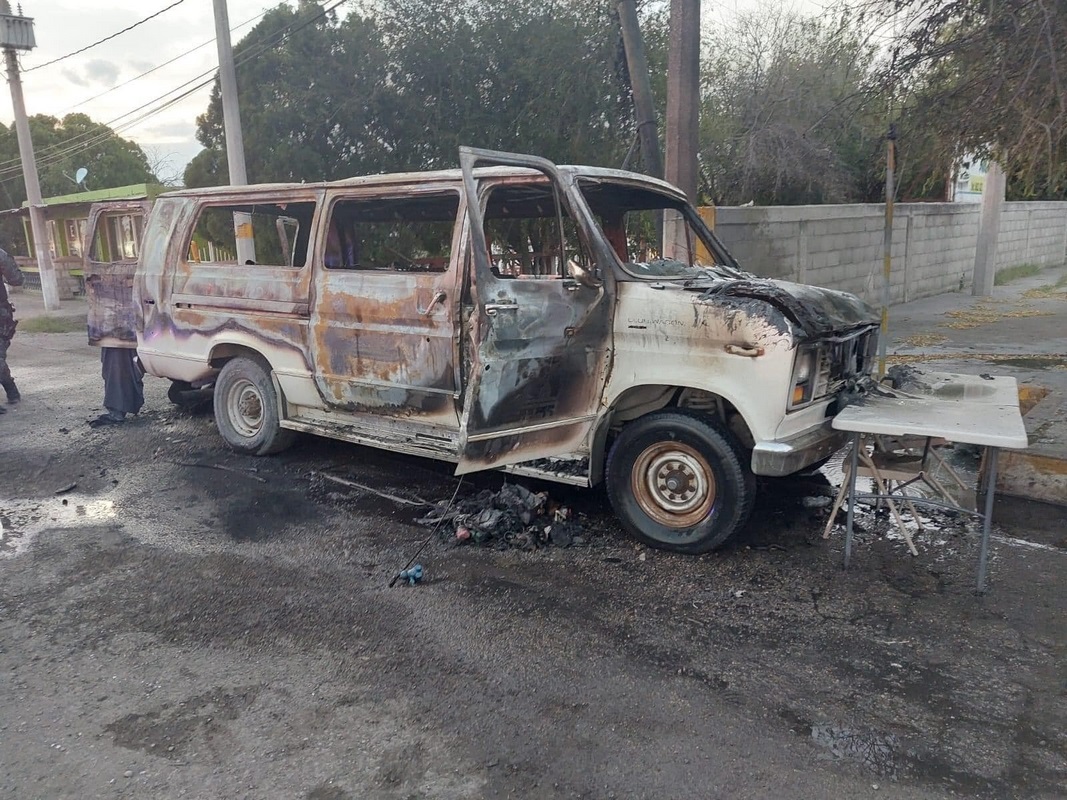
<box><xmin>664</xmin><ymin>0</ymin><xmax>700</xmax><ymax>257</ymax></box>
<box><xmin>0</xmin><ymin>2</ymin><xmax>60</xmax><ymax>311</ymax></box>
<box><xmin>617</xmin><ymin>1</ymin><xmax>663</xmax><ymax>180</ymax></box>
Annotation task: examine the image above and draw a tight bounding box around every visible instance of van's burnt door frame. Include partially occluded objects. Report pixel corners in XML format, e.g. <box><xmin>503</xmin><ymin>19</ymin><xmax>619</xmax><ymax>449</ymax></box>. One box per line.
<box><xmin>455</xmin><ymin>147</ymin><xmax>615</xmax><ymax>475</ymax></box>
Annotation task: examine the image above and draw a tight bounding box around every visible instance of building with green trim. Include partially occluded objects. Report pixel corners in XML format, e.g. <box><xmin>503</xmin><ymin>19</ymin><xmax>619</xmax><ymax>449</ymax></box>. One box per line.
<box><xmin>4</xmin><ymin>183</ymin><xmax>167</xmax><ymax>298</ymax></box>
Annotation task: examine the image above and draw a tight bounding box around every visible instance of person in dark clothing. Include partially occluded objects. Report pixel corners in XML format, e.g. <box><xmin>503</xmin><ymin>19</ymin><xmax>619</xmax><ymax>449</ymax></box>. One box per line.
<box><xmin>0</xmin><ymin>246</ymin><xmax>24</xmax><ymax>415</ymax></box>
<box><xmin>89</xmin><ymin>347</ymin><xmax>144</xmax><ymax>426</ymax></box>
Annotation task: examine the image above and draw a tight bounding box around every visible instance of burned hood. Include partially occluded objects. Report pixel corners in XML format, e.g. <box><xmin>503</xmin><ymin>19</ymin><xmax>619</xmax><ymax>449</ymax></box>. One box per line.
<box><xmin>691</xmin><ymin>277</ymin><xmax>878</xmax><ymax>340</ymax></box>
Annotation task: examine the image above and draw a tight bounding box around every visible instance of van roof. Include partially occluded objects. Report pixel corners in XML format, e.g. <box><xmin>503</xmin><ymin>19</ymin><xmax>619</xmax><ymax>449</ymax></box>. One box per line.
<box><xmin>161</xmin><ymin>165</ymin><xmax>687</xmax><ymax>202</ymax></box>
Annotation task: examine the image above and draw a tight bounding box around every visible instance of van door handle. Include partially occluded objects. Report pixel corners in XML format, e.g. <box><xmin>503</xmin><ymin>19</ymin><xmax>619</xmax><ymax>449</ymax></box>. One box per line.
<box><xmin>725</xmin><ymin>343</ymin><xmax>764</xmax><ymax>357</ymax></box>
<box><xmin>485</xmin><ymin>303</ymin><xmax>519</xmax><ymax>317</ymax></box>
<box><xmin>417</xmin><ymin>290</ymin><xmax>446</xmax><ymax>315</ymax></box>
<box><xmin>143</xmin><ymin>298</ymin><xmax>155</xmax><ymax>305</ymax></box>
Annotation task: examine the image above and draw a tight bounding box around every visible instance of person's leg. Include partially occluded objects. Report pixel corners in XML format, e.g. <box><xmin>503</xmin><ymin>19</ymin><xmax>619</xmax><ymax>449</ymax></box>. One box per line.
<box><xmin>0</xmin><ymin>334</ymin><xmax>18</xmax><ymax>404</ymax></box>
<box><xmin>96</xmin><ymin>347</ymin><xmax>143</xmax><ymax>424</ymax></box>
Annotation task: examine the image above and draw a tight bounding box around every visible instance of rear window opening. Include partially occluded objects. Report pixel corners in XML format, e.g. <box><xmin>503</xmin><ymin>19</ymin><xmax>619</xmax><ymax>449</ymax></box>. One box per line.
<box><xmin>189</xmin><ymin>202</ymin><xmax>316</xmax><ymax>268</ymax></box>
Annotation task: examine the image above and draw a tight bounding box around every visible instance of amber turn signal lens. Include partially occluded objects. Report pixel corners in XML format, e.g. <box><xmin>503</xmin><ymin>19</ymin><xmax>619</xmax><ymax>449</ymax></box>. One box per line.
<box><xmin>792</xmin><ymin>385</ymin><xmax>807</xmax><ymax>406</ymax></box>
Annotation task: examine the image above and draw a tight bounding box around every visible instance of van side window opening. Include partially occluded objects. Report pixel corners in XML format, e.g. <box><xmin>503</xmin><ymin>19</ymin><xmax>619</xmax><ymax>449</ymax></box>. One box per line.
<box><xmin>188</xmin><ymin>203</ymin><xmax>315</xmax><ymax>267</ymax></box>
<box><xmin>578</xmin><ymin>180</ymin><xmax>726</xmax><ymax>279</ymax></box>
<box><xmin>483</xmin><ymin>182</ymin><xmax>590</xmax><ymax>278</ymax></box>
<box><xmin>325</xmin><ymin>193</ymin><xmax>459</xmax><ymax>272</ymax></box>
<box><xmin>90</xmin><ymin>213</ymin><xmax>143</xmax><ymax>263</ymax></box>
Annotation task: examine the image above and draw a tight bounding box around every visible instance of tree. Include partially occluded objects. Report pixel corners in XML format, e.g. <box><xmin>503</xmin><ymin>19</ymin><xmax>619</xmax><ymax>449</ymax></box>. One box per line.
<box><xmin>185</xmin><ymin>0</ymin><xmax>663</xmax><ymax>187</ymax></box>
<box><xmin>877</xmin><ymin>0</ymin><xmax>1067</xmax><ymax>198</ymax></box>
<box><xmin>0</xmin><ymin>113</ymin><xmax>157</xmax><ymax>255</ymax></box>
<box><xmin>0</xmin><ymin>113</ymin><xmax>156</xmax><ymax>206</ymax></box>
<box><xmin>699</xmin><ymin>4</ymin><xmax>885</xmax><ymax>205</ymax></box>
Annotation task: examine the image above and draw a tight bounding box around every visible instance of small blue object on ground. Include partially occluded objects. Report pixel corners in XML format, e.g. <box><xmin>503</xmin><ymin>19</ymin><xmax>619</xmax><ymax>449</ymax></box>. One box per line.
<box><xmin>398</xmin><ymin>564</ymin><xmax>423</xmax><ymax>585</ymax></box>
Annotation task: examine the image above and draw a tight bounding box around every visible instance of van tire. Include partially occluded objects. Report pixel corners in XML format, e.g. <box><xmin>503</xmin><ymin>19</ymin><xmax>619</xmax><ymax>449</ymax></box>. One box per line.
<box><xmin>213</xmin><ymin>356</ymin><xmax>296</xmax><ymax>456</ymax></box>
<box><xmin>606</xmin><ymin>410</ymin><xmax>755</xmax><ymax>554</ymax></box>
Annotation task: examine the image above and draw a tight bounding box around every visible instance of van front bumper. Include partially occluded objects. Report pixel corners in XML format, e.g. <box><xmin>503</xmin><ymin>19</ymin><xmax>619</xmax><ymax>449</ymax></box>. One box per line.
<box><xmin>750</xmin><ymin>422</ymin><xmax>848</xmax><ymax>477</ymax></box>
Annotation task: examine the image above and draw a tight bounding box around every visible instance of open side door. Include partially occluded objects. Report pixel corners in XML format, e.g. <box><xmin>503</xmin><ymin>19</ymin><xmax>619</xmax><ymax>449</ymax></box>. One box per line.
<box><xmin>455</xmin><ymin>147</ymin><xmax>614</xmax><ymax>475</ymax></box>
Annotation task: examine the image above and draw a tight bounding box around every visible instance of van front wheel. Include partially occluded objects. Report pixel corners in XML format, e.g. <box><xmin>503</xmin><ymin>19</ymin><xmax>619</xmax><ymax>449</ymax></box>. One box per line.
<box><xmin>606</xmin><ymin>411</ymin><xmax>755</xmax><ymax>553</ymax></box>
<box><xmin>213</xmin><ymin>356</ymin><xmax>295</xmax><ymax>456</ymax></box>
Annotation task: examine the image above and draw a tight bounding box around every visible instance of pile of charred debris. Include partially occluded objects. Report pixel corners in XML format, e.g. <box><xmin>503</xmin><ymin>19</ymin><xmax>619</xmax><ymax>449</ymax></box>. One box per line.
<box><xmin>418</xmin><ymin>482</ymin><xmax>586</xmax><ymax>550</ymax></box>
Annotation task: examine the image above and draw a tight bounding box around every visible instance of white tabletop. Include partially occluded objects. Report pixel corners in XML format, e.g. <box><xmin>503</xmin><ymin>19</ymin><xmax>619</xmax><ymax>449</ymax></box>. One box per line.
<box><xmin>832</xmin><ymin>371</ymin><xmax>1029</xmax><ymax>449</ymax></box>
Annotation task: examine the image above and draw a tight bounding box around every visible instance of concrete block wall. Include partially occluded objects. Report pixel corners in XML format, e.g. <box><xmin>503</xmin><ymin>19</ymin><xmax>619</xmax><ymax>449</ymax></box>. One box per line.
<box><xmin>712</xmin><ymin>201</ymin><xmax>1067</xmax><ymax>304</ymax></box>
<box><xmin>995</xmin><ymin>202</ymin><xmax>1067</xmax><ymax>270</ymax></box>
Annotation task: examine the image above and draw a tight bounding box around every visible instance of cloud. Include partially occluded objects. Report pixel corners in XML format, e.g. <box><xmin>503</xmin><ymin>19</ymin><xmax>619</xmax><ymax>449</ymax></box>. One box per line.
<box><xmin>61</xmin><ymin>68</ymin><xmax>88</xmax><ymax>88</ymax></box>
<box><xmin>139</xmin><ymin>120</ymin><xmax>195</xmax><ymax>140</ymax></box>
<box><xmin>84</xmin><ymin>59</ymin><xmax>120</xmax><ymax>87</ymax></box>
<box><xmin>129</xmin><ymin>60</ymin><xmax>154</xmax><ymax>73</ymax></box>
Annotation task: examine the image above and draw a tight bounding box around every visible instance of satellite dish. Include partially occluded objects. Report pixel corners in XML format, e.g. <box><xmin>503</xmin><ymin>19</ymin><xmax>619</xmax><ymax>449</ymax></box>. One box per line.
<box><xmin>75</xmin><ymin>167</ymin><xmax>88</xmax><ymax>185</ymax></box>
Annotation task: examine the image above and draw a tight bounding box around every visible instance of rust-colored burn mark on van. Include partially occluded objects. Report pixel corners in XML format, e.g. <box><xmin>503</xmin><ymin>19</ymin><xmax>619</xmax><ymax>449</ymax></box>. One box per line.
<box><xmin>309</xmin><ymin>276</ymin><xmax>459</xmax><ymax>426</ymax></box>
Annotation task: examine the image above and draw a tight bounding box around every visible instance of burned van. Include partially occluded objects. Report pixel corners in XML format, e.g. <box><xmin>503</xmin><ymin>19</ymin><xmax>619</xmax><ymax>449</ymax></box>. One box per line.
<box><xmin>136</xmin><ymin>148</ymin><xmax>879</xmax><ymax>552</ymax></box>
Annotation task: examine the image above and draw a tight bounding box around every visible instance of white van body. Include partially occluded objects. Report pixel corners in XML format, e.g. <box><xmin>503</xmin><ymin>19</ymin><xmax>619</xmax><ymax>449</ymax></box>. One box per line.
<box><xmin>136</xmin><ymin>148</ymin><xmax>879</xmax><ymax>552</ymax></box>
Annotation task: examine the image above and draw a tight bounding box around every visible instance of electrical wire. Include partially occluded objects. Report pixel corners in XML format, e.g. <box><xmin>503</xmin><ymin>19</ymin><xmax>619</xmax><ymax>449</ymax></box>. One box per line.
<box><xmin>388</xmin><ymin>476</ymin><xmax>465</xmax><ymax>588</ymax></box>
<box><xmin>59</xmin><ymin>8</ymin><xmax>269</xmax><ymax>116</ymax></box>
<box><xmin>0</xmin><ymin>0</ymin><xmax>349</xmax><ymax>184</ymax></box>
<box><xmin>24</xmin><ymin>0</ymin><xmax>187</xmax><ymax>73</ymax></box>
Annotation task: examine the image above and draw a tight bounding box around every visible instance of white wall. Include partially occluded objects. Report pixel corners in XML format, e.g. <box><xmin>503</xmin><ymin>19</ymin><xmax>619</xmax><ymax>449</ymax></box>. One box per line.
<box><xmin>711</xmin><ymin>201</ymin><xmax>1067</xmax><ymax>304</ymax></box>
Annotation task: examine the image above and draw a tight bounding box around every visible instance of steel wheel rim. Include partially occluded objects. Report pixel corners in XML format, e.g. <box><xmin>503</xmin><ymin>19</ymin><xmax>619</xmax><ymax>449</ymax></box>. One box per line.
<box><xmin>631</xmin><ymin>441</ymin><xmax>716</xmax><ymax>528</ymax></box>
<box><xmin>227</xmin><ymin>378</ymin><xmax>264</xmax><ymax>438</ymax></box>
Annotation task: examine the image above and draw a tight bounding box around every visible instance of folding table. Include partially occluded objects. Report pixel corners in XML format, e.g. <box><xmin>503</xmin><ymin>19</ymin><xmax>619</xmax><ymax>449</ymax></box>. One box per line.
<box><xmin>831</xmin><ymin>371</ymin><xmax>1029</xmax><ymax>592</ymax></box>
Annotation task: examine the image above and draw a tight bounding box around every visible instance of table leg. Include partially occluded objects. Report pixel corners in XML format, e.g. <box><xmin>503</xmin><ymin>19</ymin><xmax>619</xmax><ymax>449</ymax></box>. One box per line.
<box><xmin>977</xmin><ymin>446</ymin><xmax>999</xmax><ymax>593</ymax></box>
<box><xmin>844</xmin><ymin>432</ymin><xmax>860</xmax><ymax>569</ymax></box>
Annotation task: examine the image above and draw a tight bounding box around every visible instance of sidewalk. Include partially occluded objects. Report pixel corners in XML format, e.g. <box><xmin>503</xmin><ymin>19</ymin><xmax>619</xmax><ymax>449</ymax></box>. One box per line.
<box><xmin>883</xmin><ymin>263</ymin><xmax>1067</xmax><ymax>507</ymax></box>
<box><xmin>8</xmin><ymin>289</ymin><xmax>88</xmax><ymax>323</ymax></box>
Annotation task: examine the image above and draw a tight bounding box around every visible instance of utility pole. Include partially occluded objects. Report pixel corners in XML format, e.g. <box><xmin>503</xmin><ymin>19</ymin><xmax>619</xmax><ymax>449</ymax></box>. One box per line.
<box><xmin>0</xmin><ymin>2</ymin><xmax>59</xmax><ymax>311</ymax></box>
<box><xmin>664</xmin><ymin>0</ymin><xmax>699</xmax><ymax>259</ymax></box>
<box><xmin>212</xmin><ymin>0</ymin><xmax>254</xmax><ymax>264</ymax></box>
<box><xmin>877</xmin><ymin>125</ymin><xmax>896</xmax><ymax>378</ymax></box>
<box><xmin>617</xmin><ymin>1</ymin><xmax>663</xmax><ymax>180</ymax></box>
<box><xmin>972</xmin><ymin>160</ymin><xmax>1005</xmax><ymax>297</ymax></box>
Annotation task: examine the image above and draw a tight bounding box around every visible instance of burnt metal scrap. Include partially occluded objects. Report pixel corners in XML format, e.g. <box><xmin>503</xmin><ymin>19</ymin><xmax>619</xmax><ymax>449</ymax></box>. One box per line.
<box><xmin>417</xmin><ymin>482</ymin><xmax>584</xmax><ymax>550</ymax></box>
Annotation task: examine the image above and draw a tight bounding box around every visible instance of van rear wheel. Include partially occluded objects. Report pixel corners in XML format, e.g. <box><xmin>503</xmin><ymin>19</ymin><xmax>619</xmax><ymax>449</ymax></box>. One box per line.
<box><xmin>606</xmin><ymin>410</ymin><xmax>755</xmax><ymax>553</ymax></box>
<box><xmin>213</xmin><ymin>356</ymin><xmax>295</xmax><ymax>456</ymax></box>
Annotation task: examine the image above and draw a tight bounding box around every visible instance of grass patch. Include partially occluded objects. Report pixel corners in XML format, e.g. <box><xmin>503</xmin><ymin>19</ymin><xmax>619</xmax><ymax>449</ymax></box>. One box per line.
<box><xmin>897</xmin><ymin>332</ymin><xmax>949</xmax><ymax>347</ymax></box>
<box><xmin>941</xmin><ymin>298</ymin><xmax>1053</xmax><ymax>329</ymax></box>
<box><xmin>994</xmin><ymin>263</ymin><xmax>1042</xmax><ymax>285</ymax></box>
<box><xmin>18</xmin><ymin>314</ymin><xmax>87</xmax><ymax>333</ymax></box>
<box><xmin>1022</xmin><ymin>273</ymin><xmax>1067</xmax><ymax>300</ymax></box>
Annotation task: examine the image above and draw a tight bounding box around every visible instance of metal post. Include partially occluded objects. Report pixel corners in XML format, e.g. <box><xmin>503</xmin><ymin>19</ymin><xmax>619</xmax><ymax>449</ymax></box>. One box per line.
<box><xmin>664</xmin><ymin>0</ymin><xmax>699</xmax><ymax>260</ymax></box>
<box><xmin>1</xmin><ymin>18</ymin><xmax>59</xmax><ymax>311</ymax></box>
<box><xmin>877</xmin><ymin>126</ymin><xmax>896</xmax><ymax>379</ymax></box>
<box><xmin>976</xmin><ymin>447</ymin><xmax>998</xmax><ymax>593</ymax></box>
<box><xmin>212</xmin><ymin>0</ymin><xmax>255</xmax><ymax>264</ymax></box>
<box><xmin>617</xmin><ymin>1</ymin><xmax>663</xmax><ymax>180</ymax></box>
<box><xmin>844</xmin><ymin>433</ymin><xmax>860</xmax><ymax>568</ymax></box>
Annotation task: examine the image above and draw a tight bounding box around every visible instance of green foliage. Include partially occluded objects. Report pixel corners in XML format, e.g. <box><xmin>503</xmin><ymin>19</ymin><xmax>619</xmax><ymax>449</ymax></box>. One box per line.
<box><xmin>993</xmin><ymin>263</ymin><xmax>1041</xmax><ymax>286</ymax></box>
<box><xmin>0</xmin><ymin>114</ymin><xmax>156</xmax><ymax>203</ymax></box>
<box><xmin>883</xmin><ymin>0</ymin><xmax>1067</xmax><ymax>200</ymax></box>
<box><xmin>0</xmin><ymin>113</ymin><xmax>156</xmax><ymax>255</ymax></box>
<box><xmin>18</xmin><ymin>314</ymin><xmax>88</xmax><ymax>333</ymax></box>
<box><xmin>186</xmin><ymin>0</ymin><xmax>655</xmax><ymax>187</ymax></box>
<box><xmin>699</xmin><ymin>4</ymin><xmax>886</xmax><ymax>205</ymax></box>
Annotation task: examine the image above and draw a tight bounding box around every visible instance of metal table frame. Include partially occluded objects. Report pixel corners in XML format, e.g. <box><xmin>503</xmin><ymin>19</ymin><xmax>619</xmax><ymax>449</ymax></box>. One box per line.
<box><xmin>842</xmin><ymin>433</ymin><xmax>1000</xmax><ymax>592</ymax></box>
<box><xmin>833</xmin><ymin>371</ymin><xmax>1027</xmax><ymax>594</ymax></box>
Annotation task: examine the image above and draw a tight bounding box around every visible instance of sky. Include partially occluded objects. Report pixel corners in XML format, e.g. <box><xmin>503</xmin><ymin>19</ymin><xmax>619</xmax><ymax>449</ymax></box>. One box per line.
<box><xmin>1</xmin><ymin>0</ymin><xmax>829</xmax><ymax>187</ymax></box>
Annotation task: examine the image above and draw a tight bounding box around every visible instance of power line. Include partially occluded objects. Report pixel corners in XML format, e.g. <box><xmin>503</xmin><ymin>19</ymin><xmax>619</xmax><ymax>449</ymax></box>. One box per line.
<box><xmin>0</xmin><ymin>0</ymin><xmax>350</xmax><ymax>184</ymax></box>
<box><xmin>59</xmin><ymin>8</ymin><xmax>268</xmax><ymax>116</ymax></box>
<box><xmin>24</xmin><ymin>0</ymin><xmax>187</xmax><ymax>73</ymax></box>
<box><xmin>1</xmin><ymin>9</ymin><xmax>278</xmax><ymax>173</ymax></box>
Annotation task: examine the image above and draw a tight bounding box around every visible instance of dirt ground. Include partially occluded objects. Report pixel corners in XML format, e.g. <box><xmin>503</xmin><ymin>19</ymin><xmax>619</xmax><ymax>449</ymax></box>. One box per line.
<box><xmin>1</xmin><ymin>322</ymin><xmax>1065</xmax><ymax>799</ymax></box>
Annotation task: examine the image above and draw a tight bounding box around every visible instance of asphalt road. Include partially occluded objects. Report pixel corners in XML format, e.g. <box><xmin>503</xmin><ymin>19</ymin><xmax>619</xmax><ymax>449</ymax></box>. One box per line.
<box><xmin>1</xmin><ymin>329</ymin><xmax>1064</xmax><ymax>800</ymax></box>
